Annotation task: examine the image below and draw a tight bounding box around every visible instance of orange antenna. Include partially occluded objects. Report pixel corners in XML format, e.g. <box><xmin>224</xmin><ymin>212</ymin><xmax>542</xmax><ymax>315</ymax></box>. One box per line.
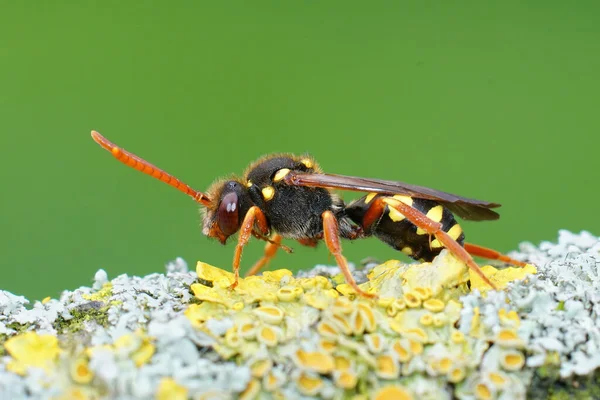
<box><xmin>91</xmin><ymin>131</ymin><xmax>212</xmax><ymax>207</ymax></box>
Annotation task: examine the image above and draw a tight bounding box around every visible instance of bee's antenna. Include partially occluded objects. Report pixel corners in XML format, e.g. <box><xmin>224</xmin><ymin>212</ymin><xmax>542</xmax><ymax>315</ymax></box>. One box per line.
<box><xmin>91</xmin><ymin>131</ymin><xmax>211</xmax><ymax>207</ymax></box>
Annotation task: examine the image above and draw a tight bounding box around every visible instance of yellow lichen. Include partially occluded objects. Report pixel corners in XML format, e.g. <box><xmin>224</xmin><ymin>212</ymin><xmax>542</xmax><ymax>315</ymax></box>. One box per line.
<box><xmin>190</xmin><ymin>283</ymin><xmax>231</xmax><ymax>307</ymax></box>
<box><xmin>250</xmin><ymin>358</ymin><xmax>272</xmax><ymax>378</ymax></box>
<box><xmin>500</xmin><ymin>350</ymin><xmax>525</xmax><ymax>371</ymax></box>
<box><xmin>156</xmin><ymin>377</ymin><xmax>188</xmax><ymax>400</ymax></box>
<box><xmin>376</xmin><ymin>354</ymin><xmax>399</xmax><ymax>379</ymax></box>
<box><xmin>257</xmin><ymin>326</ymin><xmax>278</xmax><ymax>347</ymax></box>
<box><xmin>112</xmin><ymin>330</ymin><xmax>155</xmax><ymax>367</ymax></box>
<box><xmin>423</xmin><ymin>298</ymin><xmax>445</xmax><ymax>313</ymax></box>
<box><xmin>240</xmin><ymin>379</ymin><xmax>261</xmax><ymax>400</ymax></box>
<box><xmin>82</xmin><ymin>282</ymin><xmax>113</xmax><ymax>302</ymax></box>
<box><xmin>161</xmin><ymin>256</ymin><xmax>536</xmax><ymax>398</ymax></box>
<box><xmin>185</xmin><ymin>302</ymin><xmax>224</xmax><ymax>329</ymax></box>
<box><xmin>470</xmin><ymin>307</ymin><xmax>482</xmax><ymax>338</ymax></box>
<box><xmin>403</xmin><ymin>292</ymin><xmax>422</xmax><ymax>308</ymax></box>
<box><xmin>433</xmin><ymin>314</ymin><xmax>448</xmax><ymax>327</ymax></box>
<box><xmin>264</xmin><ymin>371</ymin><xmax>284</xmax><ymax>391</ymax></box>
<box><xmin>475</xmin><ymin>382</ymin><xmax>492</xmax><ymax>400</ymax></box>
<box><xmin>335</xmin><ymin>283</ymin><xmax>356</xmax><ymax>297</ymax></box>
<box><xmin>53</xmin><ymin>387</ymin><xmax>96</xmax><ymax>400</ymax></box>
<box><xmin>261</xmin><ymin>269</ymin><xmax>294</xmax><ymax>283</ymax></box>
<box><xmin>331</xmin><ymin>313</ymin><xmax>353</xmax><ymax>335</ymax></box>
<box><xmin>5</xmin><ymin>331</ymin><xmax>60</xmax><ymax>375</ymax></box>
<box><xmin>372</xmin><ymin>385</ymin><xmax>413</xmax><ymax>400</ymax></box>
<box><xmin>437</xmin><ymin>357</ymin><xmax>453</xmax><ymax>374</ymax></box>
<box><xmin>334</xmin><ymin>370</ymin><xmax>358</xmax><ymax>389</ymax></box>
<box><xmin>419</xmin><ymin>313</ymin><xmax>433</xmax><ymax>326</ymax></box>
<box><xmin>495</xmin><ymin>328</ymin><xmax>524</xmax><ymax>348</ymax></box>
<box><xmin>400</xmin><ymin>251</ymin><xmax>470</xmax><ymax>296</ymax></box>
<box><xmin>391</xmin><ymin>339</ymin><xmax>412</xmax><ymax>362</ymax></box>
<box><xmin>377</xmin><ymin>297</ymin><xmax>394</xmax><ymax>308</ymax></box>
<box><xmin>332</xmin><ymin>296</ymin><xmax>354</xmax><ymax>313</ymax></box>
<box><xmin>364</xmin><ymin>333</ymin><xmax>385</xmax><ymax>354</ymax></box>
<box><xmin>488</xmin><ymin>371</ymin><xmax>508</xmax><ymax>388</ymax></box>
<box><xmin>403</xmin><ymin>328</ymin><xmax>428</xmax><ymax>343</ymax></box>
<box><xmin>69</xmin><ymin>357</ymin><xmax>94</xmax><ymax>384</ymax></box>
<box><xmin>334</xmin><ymin>355</ymin><xmax>352</xmax><ymax>371</ymax></box>
<box><xmin>238</xmin><ymin>322</ymin><xmax>256</xmax><ymax>338</ymax></box>
<box><xmin>296</xmin><ymin>372</ymin><xmax>323</xmax><ymax>396</ymax></box>
<box><xmin>498</xmin><ymin>308</ymin><xmax>520</xmax><ymax>328</ymax></box>
<box><xmin>277</xmin><ymin>286</ymin><xmax>300</xmax><ymax>302</ymax></box>
<box><xmin>303</xmin><ymin>292</ymin><xmax>332</xmax><ymax>310</ymax></box>
<box><xmin>319</xmin><ymin>338</ymin><xmax>337</xmax><ymax>353</ymax></box>
<box><xmin>451</xmin><ymin>330</ymin><xmax>466</xmax><ymax>344</ymax></box>
<box><xmin>253</xmin><ymin>306</ymin><xmax>285</xmax><ymax>325</ymax></box>
<box><xmin>197</xmin><ymin>261</ymin><xmax>234</xmax><ymax>283</ymax></box>
<box><xmin>313</xmin><ymin>275</ymin><xmax>333</xmax><ymax>289</ymax></box>
<box><xmin>387</xmin><ymin>298</ymin><xmax>406</xmax><ymax>316</ymax></box>
<box><xmin>408</xmin><ymin>339</ymin><xmax>423</xmax><ymax>355</ymax></box>
<box><xmin>293</xmin><ymin>349</ymin><xmax>335</xmax><ymax>374</ymax></box>
<box><xmin>413</xmin><ymin>287</ymin><xmax>432</xmax><ymax>301</ymax></box>
<box><xmin>470</xmin><ymin>264</ymin><xmax>537</xmax><ymax>292</ymax></box>
<box><xmin>225</xmin><ymin>328</ymin><xmax>242</xmax><ymax>348</ymax></box>
<box><xmin>447</xmin><ymin>366</ymin><xmax>466</xmax><ymax>383</ymax></box>
<box><xmin>131</xmin><ymin>336</ymin><xmax>155</xmax><ymax>367</ymax></box>
<box><xmin>316</xmin><ymin>321</ymin><xmax>339</xmax><ymax>339</ymax></box>
<box><xmin>357</xmin><ymin>303</ymin><xmax>377</xmax><ymax>332</ymax></box>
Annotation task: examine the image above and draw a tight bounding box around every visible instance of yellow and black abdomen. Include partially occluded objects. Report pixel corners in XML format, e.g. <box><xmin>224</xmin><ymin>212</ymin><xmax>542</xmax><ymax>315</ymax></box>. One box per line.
<box><xmin>345</xmin><ymin>194</ymin><xmax>465</xmax><ymax>262</ymax></box>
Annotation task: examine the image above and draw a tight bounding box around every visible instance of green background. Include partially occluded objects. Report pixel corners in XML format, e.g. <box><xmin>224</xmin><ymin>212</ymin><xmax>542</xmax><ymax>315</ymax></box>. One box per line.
<box><xmin>1</xmin><ymin>2</ymin><xmax>598</xmax><ymax>301</ymax></box>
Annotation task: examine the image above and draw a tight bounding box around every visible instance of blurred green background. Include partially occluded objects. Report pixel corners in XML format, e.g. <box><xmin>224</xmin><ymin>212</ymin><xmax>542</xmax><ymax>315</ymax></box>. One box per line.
<box><xmin>1</xmin><ymin>2</ymin><xmax>598</xmax><ymax>301</ymax></box>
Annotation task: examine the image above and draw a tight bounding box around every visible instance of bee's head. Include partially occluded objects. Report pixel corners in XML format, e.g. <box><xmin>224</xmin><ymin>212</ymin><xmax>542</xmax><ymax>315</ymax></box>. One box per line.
<box><xmin>202</xmin><ymin>179</ymin><xmax>254</xmax><ymax>244</ymax></box>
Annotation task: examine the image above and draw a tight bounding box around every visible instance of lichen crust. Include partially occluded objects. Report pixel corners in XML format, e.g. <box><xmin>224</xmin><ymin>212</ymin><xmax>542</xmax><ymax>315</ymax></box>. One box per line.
<box><xmin>0</xmin><ymin>231</ymin><xmax>598</xmax><ymax>399</ymax></box>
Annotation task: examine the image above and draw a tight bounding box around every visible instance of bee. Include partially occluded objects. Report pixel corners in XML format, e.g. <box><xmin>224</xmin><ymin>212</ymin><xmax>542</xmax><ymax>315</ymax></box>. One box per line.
<box><xmin>91</xmin><ymin>131</ymin><xmax>525</xmax><ymax>298</ymax></box>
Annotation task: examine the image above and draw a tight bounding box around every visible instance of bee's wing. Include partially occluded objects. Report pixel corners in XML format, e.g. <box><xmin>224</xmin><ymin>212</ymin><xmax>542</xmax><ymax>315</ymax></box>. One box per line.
<box><xmin>286</xmin><ymin>172</ymin><xmax>500</xmax><ymax>221</ymax></box>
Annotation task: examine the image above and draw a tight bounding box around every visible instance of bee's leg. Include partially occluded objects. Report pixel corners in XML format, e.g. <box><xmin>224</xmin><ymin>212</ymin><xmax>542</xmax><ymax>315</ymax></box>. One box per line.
<box><xmin>464</xmin><ymin>243</ymin><xmax>528</xmax><ymax>267</ymax></box>
<box><xmin>297</xmin><ymin>237</ymin><xmax>320</xmax><ymax>247</ymax></box>
<box><xmin>246</xmin><ymin>233</ymin><xmax>294</xmax><ymax>277</ymax></box>
<box><xmin>381</xmin><ymin>197</ymin><xmax>497</xmax><ymax>290</ymax></box>
<box><xmin>322</xmin><ymin>211</ymin><xmax>376</xmax><ymax>298</ymax></box>
<box><xmin>230</xmin><ymin>206</ymin><xmax>269</xmax><ymax>289</ymax></box>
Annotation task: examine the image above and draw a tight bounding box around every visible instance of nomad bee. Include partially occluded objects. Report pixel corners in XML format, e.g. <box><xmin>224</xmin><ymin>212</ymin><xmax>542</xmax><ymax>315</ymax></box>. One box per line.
<box><xmin>91</xmin><ymin>131</ymin><xmax>525</xmax><ymax>298</ymax></box>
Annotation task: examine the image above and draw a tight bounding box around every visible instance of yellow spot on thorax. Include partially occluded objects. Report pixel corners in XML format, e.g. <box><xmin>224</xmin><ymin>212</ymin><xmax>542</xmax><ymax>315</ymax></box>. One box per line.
<box><xmin>246</xmin><ymin>180</ymin><xmax>253</xmax><ymax>188</ymax></box>
<box><xmin>300</xmin><ymin>158</ymin><xmax>314</xmax><ymax>169</ymax></box>
<box><xmin>273</xmin><ymin>168</ymin><xmax>290</xmax><ymax>182</ymax></box>
<box><xmin>261</xmin><ymin>186</ymin><xmax>275</xmax><ymax>201</ymax></box>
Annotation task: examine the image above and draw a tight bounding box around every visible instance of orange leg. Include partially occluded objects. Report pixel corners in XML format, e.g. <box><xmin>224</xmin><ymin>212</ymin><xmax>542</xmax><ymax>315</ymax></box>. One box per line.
<box><xmin>246</xmin><ymin>233</ymin><xmax>292</xmax><ymax>277</ymax></box>
<box><xmin>464</xmin><ymin>243</ymin><xmax>528</xmax><ymax>267</ymax></box>
<box><xmin>322</xmin><ymin>211</ymin><xmax>376</xmax><ymax>298</ymax></box>
<box><xmin>230</xmin><ymin>206</ymin><xmax>269</xmax><ymax>289</ymax></box>
<box><xmin>382</xmin><ymin>198</ymin><xmax>497</xmax><ymax>290</ymax></box>
<box><xmin>297</xmin><ymin>237</ymin><xmax>320</xmax><ymax>247</ymax></box>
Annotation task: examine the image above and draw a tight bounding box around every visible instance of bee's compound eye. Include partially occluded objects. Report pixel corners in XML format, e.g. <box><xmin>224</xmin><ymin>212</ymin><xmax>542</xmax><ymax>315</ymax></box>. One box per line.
<box><xmin>217</xmin><ymin>191</ymin><xmax>240</xmax><ymax>236</ymax></box>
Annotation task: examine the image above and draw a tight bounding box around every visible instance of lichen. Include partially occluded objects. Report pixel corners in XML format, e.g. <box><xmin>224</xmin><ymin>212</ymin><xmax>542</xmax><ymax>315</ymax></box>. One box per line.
<box><xmin>0</xmin><ymin>234</ymin><xmax>598</xmax><ymax>398</ymax></box>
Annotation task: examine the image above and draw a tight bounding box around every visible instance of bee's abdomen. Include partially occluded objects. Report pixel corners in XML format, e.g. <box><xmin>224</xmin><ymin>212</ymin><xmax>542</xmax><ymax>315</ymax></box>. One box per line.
<box><xmin>345</xmin><ymin>194</ymin><xmax>465</xmax><ymax>261</ymax></box>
